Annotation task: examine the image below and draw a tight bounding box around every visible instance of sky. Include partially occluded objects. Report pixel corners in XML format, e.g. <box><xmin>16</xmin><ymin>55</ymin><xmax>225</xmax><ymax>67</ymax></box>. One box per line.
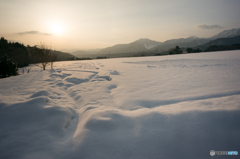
<box><xmin>1</xmin><ymin>0</ymin><xmax>240</xmax><ymax>52</ymax></box>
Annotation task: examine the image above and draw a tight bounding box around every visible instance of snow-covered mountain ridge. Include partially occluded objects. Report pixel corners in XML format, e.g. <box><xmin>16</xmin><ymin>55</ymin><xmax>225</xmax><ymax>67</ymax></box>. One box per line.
<box><xmin>211</xmin><ymin>28</ymin><xmax>240</xmax><ymax>39</ymax></box>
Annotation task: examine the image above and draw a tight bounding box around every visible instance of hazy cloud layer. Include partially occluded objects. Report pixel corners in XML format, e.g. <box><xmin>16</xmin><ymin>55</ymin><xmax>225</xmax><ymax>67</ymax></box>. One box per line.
<box><xmin>197</xmin><ymin>24</ymin><xmax>223</xmax><ymax>30</ymax></box>
<box><xmin>18</xmin><ymin>31</ymin><xmax>51</xmax><ymax>36</ymax></box>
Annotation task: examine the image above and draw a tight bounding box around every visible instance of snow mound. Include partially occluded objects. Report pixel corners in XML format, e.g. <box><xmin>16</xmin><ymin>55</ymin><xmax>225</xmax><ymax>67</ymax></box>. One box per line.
<box><xmin>30</xmin><ymin>90</ymin><xmax>49</xmax><ymax>98</ymax></box>
<box><xmin>0</xmin><ymin>97</ymin><xmax>77</xmax><ymax>159</ymax></box>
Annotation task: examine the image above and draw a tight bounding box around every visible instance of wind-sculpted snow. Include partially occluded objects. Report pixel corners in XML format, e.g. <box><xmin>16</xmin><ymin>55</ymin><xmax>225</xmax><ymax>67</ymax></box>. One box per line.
<box><xmin>0</xmin><ymin>51</ymin><xmax>240</xmax><ymax>159</ymax></box>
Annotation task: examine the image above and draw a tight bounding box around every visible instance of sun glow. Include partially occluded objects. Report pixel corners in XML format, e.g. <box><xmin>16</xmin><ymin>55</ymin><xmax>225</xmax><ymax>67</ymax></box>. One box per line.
<box><xmin>49</xmin><ymin>21</ymin><xmax>65</xmax><ymax>36</ymax></box>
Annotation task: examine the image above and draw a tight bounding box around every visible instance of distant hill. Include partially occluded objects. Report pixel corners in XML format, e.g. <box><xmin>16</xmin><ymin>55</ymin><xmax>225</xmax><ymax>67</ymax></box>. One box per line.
<box><xmin>98</xmin><ymin>38</ymin><xmax>161</xmax><ymax>54</ymax></box>
<box><xmin>71</xmin><ymin>49</ymin><xmax>100</xmax><ymax>58</ymax></box>
<box><xmin>150</xmin><ymin>38</ymin><xmax>209</xmax><ymax>53</ymax></box>
<box><xmin>71</xmin><ymin>39</ymin><xmax>161</xmax><ymax>58</ymax></box>
<box><xmin>194</xmin><ymin>35</ymin><xmax>240</xmax><ymax>50</ymax></box>
<box><xmin>52</xmin><ymin>50</ymin><xmax>76</xmax><ymax>61</ymax></box>
<box><xmin>159</xmin><ymin>36</ymin><xmax>200</xmax><ymax>45</ymax></box>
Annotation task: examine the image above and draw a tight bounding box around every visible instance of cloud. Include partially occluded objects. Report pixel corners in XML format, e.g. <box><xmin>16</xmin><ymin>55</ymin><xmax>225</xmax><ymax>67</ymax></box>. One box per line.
<box><xmin>18</xmin><ymin>31</ymin><xmax>51</xmax><ymax>36</ymax></box>
<box><xmin>197</xmin><ymin>24</ymin><xmax>223</xmax><ymax>30</ymax></box>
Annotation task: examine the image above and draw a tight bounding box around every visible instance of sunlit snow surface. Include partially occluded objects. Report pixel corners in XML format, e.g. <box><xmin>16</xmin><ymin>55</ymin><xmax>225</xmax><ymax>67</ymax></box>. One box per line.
<box><xmin>1</xmin><ymin>51</ymin><xmax>240</xmax><ymax>159</ymax></box>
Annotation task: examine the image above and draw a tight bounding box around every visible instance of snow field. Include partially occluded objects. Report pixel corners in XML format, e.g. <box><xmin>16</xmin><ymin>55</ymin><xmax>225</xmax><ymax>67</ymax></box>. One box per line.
<box><xmin>1</xmin><ymin>50</ymin><xmax>240</xmax><ymax>159</ymax></box>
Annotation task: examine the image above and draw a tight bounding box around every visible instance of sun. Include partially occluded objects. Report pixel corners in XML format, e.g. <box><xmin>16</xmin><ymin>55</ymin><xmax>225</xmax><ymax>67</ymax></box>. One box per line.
<box><xmin>49</xmin><ymin>22</ymin><xmax>64</xmax><ymax>36</ymax></box>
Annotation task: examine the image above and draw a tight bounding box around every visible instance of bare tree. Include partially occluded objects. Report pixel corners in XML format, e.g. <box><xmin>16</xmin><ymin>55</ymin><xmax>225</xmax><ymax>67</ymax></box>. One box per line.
<box><xmin>50</xmin><ymin>53</ymin><xmax>58</xmax><ymax>69</ymax></box>
<box><xmin>30</xmin><ymin>43</ymin><xmax>52</xmax><ymax>70</ymax></box>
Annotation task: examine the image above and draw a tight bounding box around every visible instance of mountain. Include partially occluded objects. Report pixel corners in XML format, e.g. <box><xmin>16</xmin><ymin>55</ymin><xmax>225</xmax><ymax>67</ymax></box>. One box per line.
<box><xmin>72</xmin><ymin>39</ymin><xmax>161</xmax><ymax>58</ymax></box>
<box><xmin>194</xmin><ymin>35</ymin><xmax>240</xmax><ymax>50</ymax></box>
<box><xmin>98</xmin><ymin>38</ymin><xmax>161</xmax><ymax>54</ymax></box>
<box><xmin>160</xmin><ymin>36</ymin><xmax>200</xmax><ymax>45</ymax></box>
<box><xmin>210</xmin><ymin>28</ymin><xmax>240</xmax><ymax>39</ymax></box>
<box><xmin>150</xmin><ymin>37</ymin><xmax>209</xmax><ymax>53</ymax></box>
<box><xmin>72</xmin><ymin>27</ymin><xmax>240</xmax><ymax>58</ymax></box>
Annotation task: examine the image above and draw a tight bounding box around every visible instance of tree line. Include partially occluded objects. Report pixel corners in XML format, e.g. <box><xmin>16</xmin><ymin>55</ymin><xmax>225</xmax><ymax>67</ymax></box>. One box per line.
<box><xmin>167</xmin><ymin>43</ymin><xmax>240</xmax><ymax>55</ymax></box>
<box><xmin>0</xmin><ymin>37</ymin><xmax>58</xmax><ymax>78</ymax></box>
<box><xmin>69</xmin><ymin>57</ymin><xmax>92</xmax><ymax>60</ymax></box>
